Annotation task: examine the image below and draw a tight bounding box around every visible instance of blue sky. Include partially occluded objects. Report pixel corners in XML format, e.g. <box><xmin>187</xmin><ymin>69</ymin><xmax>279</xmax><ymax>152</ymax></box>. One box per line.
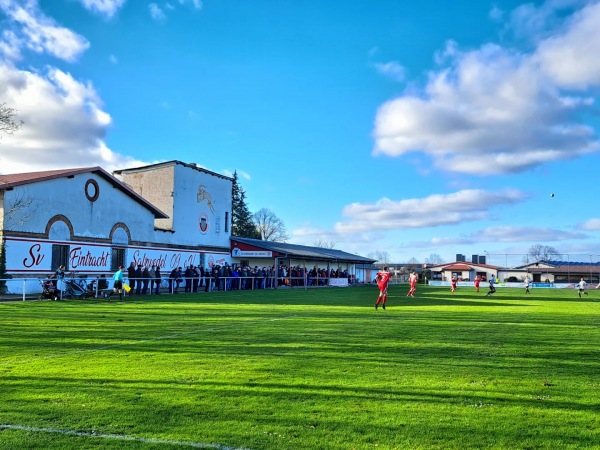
<box><xmin>1</xmin><ymin>0</ymin><xmax>600</xmax><ymax>265</ymax></box>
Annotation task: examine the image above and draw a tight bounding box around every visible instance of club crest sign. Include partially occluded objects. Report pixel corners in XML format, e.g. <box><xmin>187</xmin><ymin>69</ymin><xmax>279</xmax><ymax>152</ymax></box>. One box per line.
<box><xmin>198</xmin><ymin>212</ymin><xmax>209</xmax><ymax>234</ymax></box>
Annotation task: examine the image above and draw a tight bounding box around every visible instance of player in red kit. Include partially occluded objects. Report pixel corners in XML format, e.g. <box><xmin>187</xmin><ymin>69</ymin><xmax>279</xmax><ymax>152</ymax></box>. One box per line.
<box><xmin>375</xmin><ymin>267</ymin><xmax>391</xmax><ymax>310</ymax></box>
<box><xmin>407</xmin><ymin>271</ymin><xmax>417</xmax><ymax>297</ymax></box>
<box><xmin>451</xmin><ymin>276</ymin><xmax>458</xmax><ymax>293</ymax></box>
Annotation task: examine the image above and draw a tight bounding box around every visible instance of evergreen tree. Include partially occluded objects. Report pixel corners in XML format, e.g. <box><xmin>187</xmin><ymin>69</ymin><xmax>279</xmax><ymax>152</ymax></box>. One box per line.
<box><xmin>231</xmin><ymin>171</ymin><xmax>260</xmax><ymax>239</ymax></box>
<box><xmin>0</xmin><ymin>240</ymin><xmax>7</xmax><ymax>294</ymax></box>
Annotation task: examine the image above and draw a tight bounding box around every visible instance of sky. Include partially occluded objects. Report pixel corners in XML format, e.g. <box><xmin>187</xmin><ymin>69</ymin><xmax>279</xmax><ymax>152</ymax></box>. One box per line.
<box><xmin>1</xmin><ymin>0</ymin><xmax>600</xmax><ymax>266</ymax></box>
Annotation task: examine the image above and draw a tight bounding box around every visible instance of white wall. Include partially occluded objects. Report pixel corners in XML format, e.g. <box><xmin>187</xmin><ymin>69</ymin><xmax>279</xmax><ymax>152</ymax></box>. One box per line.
<box><xmin>4</xmin><ymin>173</ymin><xmax>156</xmax><ymax>241</ymax></box>
<box><xmin>119</xmin><ymin>163</ymin><xmax>233</xmax><ymax>248</ymax></box>
<box><xmin>166</xmin><ymin>163</ymin><xmax>232</xmax><ymax>248</ymax></box>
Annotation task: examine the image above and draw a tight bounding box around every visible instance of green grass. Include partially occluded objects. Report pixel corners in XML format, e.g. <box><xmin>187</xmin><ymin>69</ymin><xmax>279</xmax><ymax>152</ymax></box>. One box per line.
<box><xmin>0</xmin><ymin>285</ymin><xmax>599</xmax><ymax>449</ymax></box>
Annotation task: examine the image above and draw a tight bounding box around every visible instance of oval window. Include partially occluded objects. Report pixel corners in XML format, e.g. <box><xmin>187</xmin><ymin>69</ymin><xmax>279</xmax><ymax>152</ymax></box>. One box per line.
<box><xmin>85</xmin><ymin>179</ymin><xmax>100</xmax><ymax>202</ymax></box>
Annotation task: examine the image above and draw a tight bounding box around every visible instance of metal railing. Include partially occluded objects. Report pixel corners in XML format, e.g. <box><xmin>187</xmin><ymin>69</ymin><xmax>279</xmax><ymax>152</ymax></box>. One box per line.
<box><xmin>0</xmin><ymin>275</ymin><xmax>365</xmax><ymax>300</ymax></box>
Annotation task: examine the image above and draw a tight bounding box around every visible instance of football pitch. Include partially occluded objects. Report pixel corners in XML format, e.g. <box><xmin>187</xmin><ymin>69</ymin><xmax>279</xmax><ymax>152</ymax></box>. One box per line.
<box><xmin>1</xmin><ymin>285</ymin><xmax>599</xmax><ymax>449</ymax></box>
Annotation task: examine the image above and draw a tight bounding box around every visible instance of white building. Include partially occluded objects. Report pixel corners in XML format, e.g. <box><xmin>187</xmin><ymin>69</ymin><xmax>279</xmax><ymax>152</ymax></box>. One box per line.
<box><xmin>0</xmin><ymin>162</ymin><xmax>232</xmax><ymax>292</ymax></box>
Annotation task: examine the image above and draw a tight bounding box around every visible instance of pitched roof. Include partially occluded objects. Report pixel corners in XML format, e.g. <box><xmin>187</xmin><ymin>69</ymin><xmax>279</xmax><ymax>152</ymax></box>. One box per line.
<box><xmin>113</xmin><ymin>160</ymin><xmax>233</xmax><ymax>181</ymax></box>
<box><xmin>0</xmin><ymin>167</ymin><xmax>98</xmax><ymax>187</ymax></box>
<box><xmin>231</xmin><ymin>237</ymin><xmax>376</xmax><ymax>264</ymax></box>
<box><xmin>442</xmin><ymin>263</ymin><xmax>474</xmax><ymax>271</ymax></box>
<box><xmin>429</xmin><ymin>261</ymin><xmax>501</xmax><ymax>270</ymax></box>
<box><xmin>0</xmin><ymin>166</ymin><xmax>169</xmax><ymax>219</ymax></box>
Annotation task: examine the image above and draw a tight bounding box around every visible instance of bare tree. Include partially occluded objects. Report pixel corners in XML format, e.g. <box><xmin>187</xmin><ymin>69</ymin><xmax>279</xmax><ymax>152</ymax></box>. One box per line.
<box><xmin>253</xmin><ymin>208</ymin><xmax>289</xmax><ymax>242</ymax></box>
<box><xmin>0</xmin><ymin>108</ymin><xmax>32</xmax><ymax>228</ymax></box>
<box><xmin>0</xmin><ymin>103</ymin><xmax>23</xmax><ymax>137</ymax></box>
<box><xmin>524</xmin><ymin>245</ymin><xmax>562</xmax><ymax>263</ymax></box>
<box><xmin>0</xmin><ymin>191</ymin><xmax>37</xmax><ymax>228</ymax></box>
<box><xmin>367</xmin><ymin>250</ymin><xmax>391</xmax><ymax>264</ymax></box>
<box><xmin>427</xmin><ymin>253</ymin><xmax>444</xmax><ymax>265</ymax></box>
<box><xmin>313</xmin><ymin>238</ymin><xmax>336</xmax><ymax>249</ymax></box>
<box><xmin>407</xmin><ymin>257</ymin><xmax>420</xmax><ymax>264</ymax></box>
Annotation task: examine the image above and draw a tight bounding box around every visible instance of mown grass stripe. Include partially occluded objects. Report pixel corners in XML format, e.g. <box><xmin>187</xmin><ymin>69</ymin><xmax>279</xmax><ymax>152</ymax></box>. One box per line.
<box><xmin>0</xmin><ymin>314</ymin><xmax>299</xmax><ymax>367</ymax></box>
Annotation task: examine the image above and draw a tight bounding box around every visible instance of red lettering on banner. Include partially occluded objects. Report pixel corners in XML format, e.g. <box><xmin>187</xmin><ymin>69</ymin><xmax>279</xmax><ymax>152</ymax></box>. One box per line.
<box><xmin>69</xmin><ymin>246</ymin><xmax>110</xmax><ymax>269</ymax></box>
<box><xmin>171</xmin><ymin>254</ymin><xmax>181</xmax><ymax>269</ymax></box>
<box><xmin>22</xmin><ymin>244</ymin><xmax>45</xmax><ymax>268</ymax></box>
<box><xmin>132</xmin><ymin>250</ymin><xmax>167</xmax><ymax>269</ymax></box>
<box><xmin>183</xmin><ymin>255</ymin><xmax>197</xmax><ymax>268</ymax></box>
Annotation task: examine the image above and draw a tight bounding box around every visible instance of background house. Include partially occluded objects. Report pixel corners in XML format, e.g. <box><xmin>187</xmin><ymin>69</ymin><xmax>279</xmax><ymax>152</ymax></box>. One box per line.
<box><xmin>429</xmin><ymin>261</ymin><xmax>501</xmax><ymax>282</ymax></box>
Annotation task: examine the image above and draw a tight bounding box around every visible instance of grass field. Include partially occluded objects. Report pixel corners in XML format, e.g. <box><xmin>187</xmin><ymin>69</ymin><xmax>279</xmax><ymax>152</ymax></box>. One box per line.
<box><xmin>1</xmin><ymin>285</ymin><xmax>599</xmax><ymax>449</ymax></box>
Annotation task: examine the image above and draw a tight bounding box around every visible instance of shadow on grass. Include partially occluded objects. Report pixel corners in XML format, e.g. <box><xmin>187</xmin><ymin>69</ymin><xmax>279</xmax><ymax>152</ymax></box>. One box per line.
<box><xmin>2</xmin><ymin>373</ymin><xmax>599</xmax><ymax>417</ymax></box>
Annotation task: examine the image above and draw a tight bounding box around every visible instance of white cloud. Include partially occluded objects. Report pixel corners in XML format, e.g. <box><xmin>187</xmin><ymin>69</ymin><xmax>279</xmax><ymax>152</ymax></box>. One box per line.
<box><xmin>578</xmin><ymin>218</ymin><xmax>600</xmax><ymax>230</ymax></box>
<box><xmin>489</xmin><ymin>5</ymin><xmax>504</xmax><ymax>21</ymax></box>
<box><xmin>223</xmin><ymin>169</ymin><xmax>251</xmax><ymax>180</ymax></box>
<box><xmin>78</xmin><ymin>0</ymin><xmax>126</xmax><ymax>18</ymax></box>
<box><xmin>179</xmin><ymin>0</ymin><xmax>202</xmax><ymax>9</ymax></box>
<box><xmin>109</xmin><ymin>54</ymin><xmax>118</xmax><ymax>64</ymax></box>
<box><xmin>291</xmin><ymin>224</ymin><xmax>381</xmax><ymax>247</ymax></box>
<box><xmin>0</xmin><ymin>29</ymin><xmax>22</xmax><ymax>60</ymax></box>
<box><xmin>405</xmin><ymin>225</ymin><xmax>588</xmax><ymax>248</ymax></box>
<box><xmin>334</xmin><ymin>189</ymin><xmax>527</xmax><ymax>234</ymax></box>
<box><xmin>372</xmin><ymin>2</ymin><xmax>600</xmax><ymax>175</ymax></box>
<box><xmin>149</xmin><ymin>3</ymin><xmax>166</xmax><ymax>21</ymax></box>
<box><xmin>0</xmin><ymin>63</ymin><xmax>145</xmax><ymax>174</ymax></box>
<box><xmin>504</xmin><ymin>0</ymin><xmax>589</xmax><ymax>42</ymax></box>
<box><xmin>0</xmin><ymin>0</ymin><xmax>89</xmax><ymax>62</ymax></box>
<box><xmin>534</xmin><ymin>2</ymin><xmax>600</xmax><ymax>89</ymax></box>
<box><xmin>374</xmin><ymin>61</ymin><xmax>406</xmax><ymax>82</ymax></box>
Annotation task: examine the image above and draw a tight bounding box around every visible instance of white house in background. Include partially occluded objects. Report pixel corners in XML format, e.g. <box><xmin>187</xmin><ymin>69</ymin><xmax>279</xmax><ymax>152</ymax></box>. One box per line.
<box><xmin>429</xmin><ymin>261</ymin><xmax>501</xmax><ymax>282</ymax></box>
<box><xmin>0</xmin><ymin>162</ymin><xmax>232</xmax><ymax>293</ymax></box>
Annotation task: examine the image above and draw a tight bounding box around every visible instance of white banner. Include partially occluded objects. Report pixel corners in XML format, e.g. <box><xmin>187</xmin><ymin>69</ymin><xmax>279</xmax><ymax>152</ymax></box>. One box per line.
<box><xmin>5</xmin><ymin>239</ymin><xmax>112</xmax><ymax>272</ymax></box>
<box><xmin>5</xmin><ymin>237</ymin><xmax>228</xmax><ymax>274</ymax></box>
<box><xmin>328</xmin><ymin>278</ymin><xmax>349</xmax><ymax>287</ymax></box>
<box><xmin>232</xmin><ymin>248</ymin><xmax>272</xmax><ymax>258</ymax></box>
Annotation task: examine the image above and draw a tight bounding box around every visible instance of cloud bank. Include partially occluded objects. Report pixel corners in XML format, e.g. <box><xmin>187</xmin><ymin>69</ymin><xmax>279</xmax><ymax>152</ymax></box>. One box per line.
<box><xmin>334</xmin><ymin>189</ymin><xmax>527</xmax><ymax>234</ymax></box>
<box><xmin>373</xmin><ymin>1</ymin><xmax>600</xmax><ymax>175</ymax></box>
<box><xmin>0</xmin><ymin>1</ymin><xmax>146</xmax><ymax>174</ymax></box>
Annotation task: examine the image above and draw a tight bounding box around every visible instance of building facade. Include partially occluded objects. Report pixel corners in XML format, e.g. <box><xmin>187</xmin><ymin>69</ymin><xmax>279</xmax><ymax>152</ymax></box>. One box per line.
<box><xmin>0</xmin><ymin>162</ymin><xmax>232</xmax><ymax>293</ymax></box>
<box><xmin>1</xmin><ymin>161</ymin><xmax>373</xmax><ymax>295</ymax></box>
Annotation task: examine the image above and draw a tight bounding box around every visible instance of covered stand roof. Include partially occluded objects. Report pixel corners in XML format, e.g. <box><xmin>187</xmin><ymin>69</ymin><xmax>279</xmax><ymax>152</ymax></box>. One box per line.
<box><xmin>231</xmin><ymin>237</ymin><xmax>376</xmax><ymax>264</ymax></box>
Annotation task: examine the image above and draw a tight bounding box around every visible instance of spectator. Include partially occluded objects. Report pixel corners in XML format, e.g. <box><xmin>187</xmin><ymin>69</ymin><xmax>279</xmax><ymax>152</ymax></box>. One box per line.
<box><xmin>204</xmin><ymin>265</ymin><xmax>212</xmax><ymax>292</ymax></box>
<box><xmin>192</xmin><ymin>265</ymin><xmax>200</xmax><ymax>293</ymax></box>
<box><xmin>154</xmin><ymin>266</ymin><xmax>162</xmax><ymax>295</ymax></box>
<box><xmin>50</xmin><ymin>264</ymin><xmax>65</xmax><ymax>288</ymax></box>
<box><xmin>98</xmin><ymin>274</ymin><xmax>108</xmax><ymax>291</ymax></box>
<box><xmin>134</xmin><ymin>265</ymin><xmax>143</xmax><ymax>295</ymax></box>
<box><xmin>142</xmin><ymin>266</ymin><xmax>150</xmax><ymax>295</ymax></box>
<box><xmin>127</xmin><ymin>262</ymin><xmax>136</xmax><ymax>296</ymax></box>
<box><xmin>212</xmin><ymin>265</ymin><xmax>221</xmax><ymax>291</ymax></box>
<box><xmin>148</xmin><ymin>266</ymin><xmax>156</xmax><ymax>295</ymax></box>
<box><xmin>184</xmin><ymin>265</ymin><xmax>193</xmax><ymax>293</ymax></box>
<box><xmin>169</xmin><ymin>267</ymin><xmax>183</xmax><ymax>294</ymax></box>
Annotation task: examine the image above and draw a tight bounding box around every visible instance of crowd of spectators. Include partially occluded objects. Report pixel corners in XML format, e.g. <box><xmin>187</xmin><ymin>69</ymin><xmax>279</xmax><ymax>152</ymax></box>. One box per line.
<box><xmin>73</xmin><ymin>263</ymin><xmax>355</xmax><ymax>296</ymax></box>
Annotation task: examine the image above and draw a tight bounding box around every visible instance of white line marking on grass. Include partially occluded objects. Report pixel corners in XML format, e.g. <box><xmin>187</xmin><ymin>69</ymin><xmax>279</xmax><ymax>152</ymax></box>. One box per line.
<box><xmin>0</xmin><ymin>424</ymin><xmax>252</xmax><ymax>449</ymax></box>
<box><xmin>0</xmin><ymin>315</ymin><xmax>299</xmax><ymax>366</ymax></box>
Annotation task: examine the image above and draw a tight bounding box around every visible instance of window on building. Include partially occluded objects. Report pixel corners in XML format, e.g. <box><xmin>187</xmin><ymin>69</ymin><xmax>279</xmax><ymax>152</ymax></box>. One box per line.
<box><xmin>51</xmin><ymin>244</ymin><xmax>70</xmax><ymax>271</ymax></box>
<box><xmin>225</xmin><ymin>212</ymin><xmax>229</xmax><ymax>233</ymax></box>
<box><xmin>111</xmin><ymin>247</ymin><xmax>126</xmax><ymax>271</ymax></box>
